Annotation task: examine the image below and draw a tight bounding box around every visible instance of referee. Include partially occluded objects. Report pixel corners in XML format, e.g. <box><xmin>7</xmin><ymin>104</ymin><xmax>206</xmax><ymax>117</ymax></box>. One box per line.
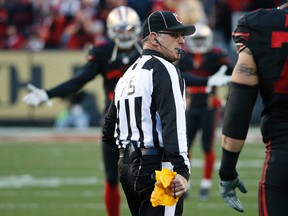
<box><xmin>102</xmin><ymin>10</ymin><xmax>195</xmax><ymax>216</ymax></box>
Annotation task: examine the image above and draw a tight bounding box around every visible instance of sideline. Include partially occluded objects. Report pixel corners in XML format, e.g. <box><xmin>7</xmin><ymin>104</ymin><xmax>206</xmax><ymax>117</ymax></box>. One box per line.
<box><xmin>0</xmin><ymin>126</ymin><xmax>262</xmax><ymax>143</ymax></box>
<box><xmin>0</xmin><ymin>127</ymin><xmax>102</xmax><ymax>143</ymax></box>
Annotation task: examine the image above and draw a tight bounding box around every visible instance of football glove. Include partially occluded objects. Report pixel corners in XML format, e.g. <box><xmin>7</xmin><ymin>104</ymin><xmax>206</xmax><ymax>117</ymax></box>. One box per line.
<box><xmin>23</xmin><ymin>84</ymin><xmax>52</xmax><ymax>107</ymax></box>
<box><xmin>206</xmin><ymin>65</ymin><xmax>230</xmax><ymax>93</ymax></box>
<box><xmin>219</xmin><ymin>176</ymin><xmax>247</xmax><ymax>213</ymax></box>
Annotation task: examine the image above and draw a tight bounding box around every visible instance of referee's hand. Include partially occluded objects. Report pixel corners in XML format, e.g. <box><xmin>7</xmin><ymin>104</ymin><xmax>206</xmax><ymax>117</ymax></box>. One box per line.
<box><xmin>169</xmin><ymin>174</ymin><xmax>188</xmax><ymax>198</ymax></box>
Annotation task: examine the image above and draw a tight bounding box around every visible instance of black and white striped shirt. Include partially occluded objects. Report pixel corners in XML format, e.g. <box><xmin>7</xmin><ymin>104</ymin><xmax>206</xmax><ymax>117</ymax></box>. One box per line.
<box><xmin>103</xmin><ymin>49</ymin><xmax>190</xmax><ymax>180</ymax></box>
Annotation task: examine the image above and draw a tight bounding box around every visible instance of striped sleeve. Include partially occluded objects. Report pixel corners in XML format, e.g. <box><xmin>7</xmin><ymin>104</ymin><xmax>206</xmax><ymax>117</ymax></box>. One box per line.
<box><xmin>153</xmin><ymin>58</ymin><xmax>190</xmax><ymax>180</ymax></box>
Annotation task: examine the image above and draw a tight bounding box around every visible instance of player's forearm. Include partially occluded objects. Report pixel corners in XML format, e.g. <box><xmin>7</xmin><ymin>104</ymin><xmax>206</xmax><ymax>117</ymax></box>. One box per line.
<box><xmin>46</xmin><ymin>80</ymin><xmax>86</xmax><ymax>98</ymax></box>
<box><xmin>182</xmin><ymin>72</ymin><xmax>208</xmax><ymax>86</ymax></box>
<box><xmin>219</xmin><ymin>136</ymin><xmax>244</xmax><ymax>181</ymax></box>
<box><xmin>47</xmin><ymin>63</ymin><xmax>97</xmax><ymax>98</ymax></box>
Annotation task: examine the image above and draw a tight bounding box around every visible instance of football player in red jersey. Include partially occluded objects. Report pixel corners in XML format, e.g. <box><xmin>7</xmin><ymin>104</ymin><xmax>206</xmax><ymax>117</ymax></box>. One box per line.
<box><xmin>23</xmin><ymin>6</ymin><xmax>142</xmax><ymax>216</ymax></box>
<box><xmin>219</xmin><ymin>2</ymin><xmax>288</xmax><ymax>215</ymax></box>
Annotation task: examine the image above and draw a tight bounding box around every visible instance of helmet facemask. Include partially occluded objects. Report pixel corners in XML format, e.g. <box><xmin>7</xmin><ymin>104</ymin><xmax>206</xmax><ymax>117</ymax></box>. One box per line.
<box><xmin>185</xmin><ymin>23</ymin><xmax>213</xmax><ymax>54</ymax></box>
<box><xmin>107</xmin><ymin>6</ymin><xmax>141</xmax><ymax>50</ymax></box>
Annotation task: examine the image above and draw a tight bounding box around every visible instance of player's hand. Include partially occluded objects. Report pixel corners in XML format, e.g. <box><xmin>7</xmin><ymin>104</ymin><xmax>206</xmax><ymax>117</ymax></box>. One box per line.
<box><xmin>206</xmin><ymin>65</ymin><xmax>230</xmax><ymax>93</ymax></box>
<box><xmin>219</xmin><ymin>176</ymin><xmax>248</xmax><ymax>213</ymax></box>
<box><xmin>23</xmin><ymin>84</ymin><xmax>52</xmax><ymax>107</ymax></box>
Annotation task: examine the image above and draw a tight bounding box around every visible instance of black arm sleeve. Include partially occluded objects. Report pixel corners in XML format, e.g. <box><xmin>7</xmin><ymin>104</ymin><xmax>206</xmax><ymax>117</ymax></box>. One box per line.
<box><xmin>222</xmin><ymin>82</ymin><xmax>259</xmax><ymax>139</ymax></box>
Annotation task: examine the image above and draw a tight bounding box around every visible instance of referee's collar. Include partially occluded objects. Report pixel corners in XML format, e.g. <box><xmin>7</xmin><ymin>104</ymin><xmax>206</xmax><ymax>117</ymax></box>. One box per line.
<box><xmin>142</xmin><ymin>49</ymin><xmax>167</xmax><ymax>60</ymax></box>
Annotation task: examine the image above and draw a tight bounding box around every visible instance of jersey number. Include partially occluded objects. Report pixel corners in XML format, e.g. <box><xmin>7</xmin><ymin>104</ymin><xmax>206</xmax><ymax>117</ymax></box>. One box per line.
<box><xmin>271</xmin><ymin>31</ymin><xmax>288</xmax><ymax>94</ymax></box>
<box><xmin>128</xmin><ymin>79</ymin><xmax>135</xmax><ymax>95</ymax></box>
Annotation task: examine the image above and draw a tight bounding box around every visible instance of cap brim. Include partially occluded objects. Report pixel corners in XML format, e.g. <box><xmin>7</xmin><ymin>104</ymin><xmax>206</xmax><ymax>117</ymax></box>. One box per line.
<box><xmin>165</xmin><ymin>25</ymin><xmax>196</xmax><ymax>36</ymax></box>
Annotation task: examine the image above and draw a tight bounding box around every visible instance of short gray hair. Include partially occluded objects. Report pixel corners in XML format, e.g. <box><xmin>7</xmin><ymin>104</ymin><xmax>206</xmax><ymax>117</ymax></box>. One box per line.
<box><xmin>142</xmin><ymin>36</ymin><xmax>150</xmax><ymax>44</ymax></box>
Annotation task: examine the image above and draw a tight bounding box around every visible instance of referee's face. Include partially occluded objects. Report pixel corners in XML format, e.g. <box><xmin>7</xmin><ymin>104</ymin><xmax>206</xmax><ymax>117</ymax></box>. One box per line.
<box><xmin>156</xmin><ymin>31</ymin><xmax>185</xmax><ymax>62</ymax></box>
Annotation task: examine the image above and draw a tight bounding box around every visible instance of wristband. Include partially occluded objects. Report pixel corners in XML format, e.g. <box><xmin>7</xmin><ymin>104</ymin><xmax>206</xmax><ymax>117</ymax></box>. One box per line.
<box><xmin>219</xmin><ymin>148</ymin><xmax>240</xmax><ymax>181</ymax></box>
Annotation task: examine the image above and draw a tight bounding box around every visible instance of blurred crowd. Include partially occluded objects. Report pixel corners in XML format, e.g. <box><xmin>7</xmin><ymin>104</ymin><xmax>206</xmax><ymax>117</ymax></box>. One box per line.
<box><xmin>0</xmin><ymin>0</ymin><xmax>283</xmax><ymax>51</ymax></box>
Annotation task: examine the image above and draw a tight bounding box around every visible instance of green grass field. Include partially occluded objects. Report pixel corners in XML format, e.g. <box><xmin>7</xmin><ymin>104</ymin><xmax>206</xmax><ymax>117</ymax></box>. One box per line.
<box><xmin>0</xmin><ymin>130</ymin><xmax>265</xmax><ymax>216</ymax></box>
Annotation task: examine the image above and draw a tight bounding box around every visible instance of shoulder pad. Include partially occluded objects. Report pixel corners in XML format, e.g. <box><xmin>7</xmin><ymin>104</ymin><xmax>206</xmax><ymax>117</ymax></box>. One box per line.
<box><xmin>232</xmin><ymin>10</ymin><xmax>260</xmax><ymax>53</ymax></box>
<box><xmin>87</xmin><ymin>41</ymin><xmax>114</xmax><ymax>62</ymax></box>
<box><xmin>233</xmin><ymin>8</ymin><xmax>286</xmax><ymax>53</ymax></box>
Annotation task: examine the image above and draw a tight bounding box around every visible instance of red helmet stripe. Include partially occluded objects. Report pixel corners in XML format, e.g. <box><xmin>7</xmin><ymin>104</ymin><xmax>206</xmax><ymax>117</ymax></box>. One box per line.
<box><xmin>117</xmin><ymin>6</ymin><xmax>128</xmax><ymax>22</ymax></box>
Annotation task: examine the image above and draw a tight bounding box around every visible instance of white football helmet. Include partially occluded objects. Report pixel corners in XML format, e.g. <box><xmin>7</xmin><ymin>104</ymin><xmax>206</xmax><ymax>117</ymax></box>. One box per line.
<box><xmin>106</xmin><ymin>6</ymin><xmax>141</xmax><ymax>49</ymax></box>
<box><xmin>185</xmin><ymin>23</ymin><xmax>213</xmax><ymax>54</ymax></box>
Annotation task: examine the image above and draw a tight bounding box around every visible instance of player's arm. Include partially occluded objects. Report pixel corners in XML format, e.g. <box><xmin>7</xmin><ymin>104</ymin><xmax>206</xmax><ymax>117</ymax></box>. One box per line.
<box><xmin>181</xmin><ymin>72</ymin><xmax>208</xmax><ymax>86</ymax></box>
<box><xmin>23</xmin><ymin>59</ymin><xmax>100</xmax><ymax>107</ymax></box>
<box><xmin>219</xmin><ymin>48</ymin><xmax>259</xmax><ymax>212</ymax></box>
<box><xmin>22</xmin><ymin>44</ymin><xmax>109</xmax><ymax>107</ymax></box>
<box><xmin>102</xmin><ymin>98</ymin><xmax>117</xmax><ymax>146</ymax></box>
<box><xmin>46</xmin><ymin>61</ymin><xmax>99</xmax><ymax>98</ymax></box>
<box><xmin>182</xmin><ymin>66</ymin><xmax>230</xmax><ymax>94</ymax></box>
<box><xmin>222</xmin><ymin>47</ymin><xmax>259</xmax><ymax>151</ymax></box>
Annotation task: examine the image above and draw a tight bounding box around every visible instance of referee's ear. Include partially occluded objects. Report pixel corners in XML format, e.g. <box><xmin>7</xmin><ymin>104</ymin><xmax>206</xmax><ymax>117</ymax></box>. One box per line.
<box><xmin>142</xmin><ymin>32</ymin><xmax>158</xmax><ymax>48</ymax></box>
<box><xmin>150</xmin><ymin>32</ymin><xmax>160</xmax><ymax>46</ymax></box>
<box><xmin>150</xmin><ymin>32</ymin><xmax>159</xmax><ymax>46</ymax></box>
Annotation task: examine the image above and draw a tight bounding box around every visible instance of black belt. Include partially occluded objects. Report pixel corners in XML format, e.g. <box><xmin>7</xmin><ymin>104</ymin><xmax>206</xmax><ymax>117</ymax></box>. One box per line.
<box><xmin>119</xmin><ymin>147</ymin><xmax>164</xmax><ymax>156</ymax></box>
<box><xmin>140</xmin><ymin>148</ymin><xmax>163</xmax><ymax>156</ymax></box>
<box><xmin>119</xmin><ymin>142</ymin><xmax>164</xmax><ymax>161</ymax></box>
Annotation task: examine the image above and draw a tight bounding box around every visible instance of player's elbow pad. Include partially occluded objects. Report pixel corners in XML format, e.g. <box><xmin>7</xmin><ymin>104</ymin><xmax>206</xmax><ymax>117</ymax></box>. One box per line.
<box><xmin>222</xmin><ymin>82</ymin><xmax>258</xmax><ymax>139</ymax></box>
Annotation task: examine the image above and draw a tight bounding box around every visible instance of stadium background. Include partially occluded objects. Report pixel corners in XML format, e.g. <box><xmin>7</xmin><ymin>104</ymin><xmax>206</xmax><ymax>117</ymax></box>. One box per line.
<box><xmin>0</xmin><ymin>0</ymin><xmax>273</xmax><ymax>127</ymax></box>
<box><xmin>0</xmin><ymin>50</ymin><xmax>105</xmax><ymax>126</ymax></box>
<box><xmin>0</xmin><ymin>49</ymin><xmax>262</xmax><ymax>127</ymax></box>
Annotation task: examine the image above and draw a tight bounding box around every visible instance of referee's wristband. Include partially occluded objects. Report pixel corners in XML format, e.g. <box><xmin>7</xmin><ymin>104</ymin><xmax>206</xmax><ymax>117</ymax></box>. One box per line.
<box><xmin>219</xmin><ymin>148</ymin><xmax>240</xmax><ymax>181</ymax></box>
